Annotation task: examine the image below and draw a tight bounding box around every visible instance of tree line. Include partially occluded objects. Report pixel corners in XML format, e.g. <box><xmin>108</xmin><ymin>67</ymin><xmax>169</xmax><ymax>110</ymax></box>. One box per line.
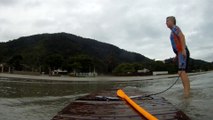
<box><xmin>3</xmin><ymin>54</ymin><xmax>213</xmax><ymax>75</ymax></box>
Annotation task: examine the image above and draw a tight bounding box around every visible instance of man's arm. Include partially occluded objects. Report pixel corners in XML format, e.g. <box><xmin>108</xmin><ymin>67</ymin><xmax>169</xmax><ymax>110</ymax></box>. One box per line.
<box><xmin>178</xmin><ymin>32</ymin><xmax>187</xmax><ymax>57</ymax></box>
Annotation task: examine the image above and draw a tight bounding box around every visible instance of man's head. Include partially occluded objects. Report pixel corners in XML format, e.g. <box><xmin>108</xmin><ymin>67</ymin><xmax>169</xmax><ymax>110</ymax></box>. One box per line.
<box><xmin>166</xmin><ymin>16</ymin><xmax>176</xmax><ymax>28</ymax></box>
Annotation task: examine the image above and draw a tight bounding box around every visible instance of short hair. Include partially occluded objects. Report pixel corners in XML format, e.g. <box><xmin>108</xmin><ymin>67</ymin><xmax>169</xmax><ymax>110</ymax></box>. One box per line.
<box><xmin>167</xmin><ymin>16</ymin><xmax>176</xmax><ymax>25</ymax></box>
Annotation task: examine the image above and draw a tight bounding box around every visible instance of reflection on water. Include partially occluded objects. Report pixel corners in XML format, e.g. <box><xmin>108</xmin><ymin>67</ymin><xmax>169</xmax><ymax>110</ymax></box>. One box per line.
<box><xmin>0</xmin><ymin>71</ymin><xmax>212</xmax><ymax>120</ymax></box>
<box><xmin>163</xmin><ymin>72</ymin><xmax>213</xmax><ymax>120</ymax></box>
<box><xmin>0</xmin><ymin>79</ymin><xmax>117</xmax><ymax>120</ymax></box>
<box><xmin>0</xmin><ymin>79</ymin><xmax>118</xmax><ymax>98</ymax></box>
<box><xmin>135</xmin><ymin>72</ymin><xmax>213</xmax><ymax>120</ymax></box>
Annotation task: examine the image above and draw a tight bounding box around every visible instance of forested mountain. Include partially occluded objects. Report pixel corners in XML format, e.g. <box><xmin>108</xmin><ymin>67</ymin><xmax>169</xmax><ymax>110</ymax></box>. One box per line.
<box><xmin>0</xmin><ymin>32</ymin><xmax>152</xmax><ymax>74</ymax></box>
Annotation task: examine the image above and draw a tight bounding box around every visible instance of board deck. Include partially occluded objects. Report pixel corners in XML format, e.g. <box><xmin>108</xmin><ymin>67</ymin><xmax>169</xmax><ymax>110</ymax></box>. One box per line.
<box><xmin>52</xmin><ymin>88</ymin><xmax>190</xmax><ymax>120</ymax></box>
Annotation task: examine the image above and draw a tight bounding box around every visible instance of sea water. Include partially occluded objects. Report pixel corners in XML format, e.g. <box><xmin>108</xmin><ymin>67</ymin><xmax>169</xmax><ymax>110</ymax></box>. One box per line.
<box><xmin>0</xmin><ymin>71</ymin><xmax>212</xmax><ymax>120</ymax></box>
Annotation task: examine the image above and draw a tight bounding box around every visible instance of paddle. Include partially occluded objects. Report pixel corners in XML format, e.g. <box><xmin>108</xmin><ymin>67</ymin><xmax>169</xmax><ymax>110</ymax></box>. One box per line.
<box><xmin>117</xmin><ymin>89</ymin><xmax>158</xmax><ymax>120</ymax></box>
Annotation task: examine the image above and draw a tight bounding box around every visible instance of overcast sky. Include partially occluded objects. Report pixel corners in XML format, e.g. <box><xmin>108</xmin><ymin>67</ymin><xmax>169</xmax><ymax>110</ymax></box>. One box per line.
<box><xmin>0</xmin><ymin>0</ymin><xmax>212</xmax><ymax>62</ymax></box>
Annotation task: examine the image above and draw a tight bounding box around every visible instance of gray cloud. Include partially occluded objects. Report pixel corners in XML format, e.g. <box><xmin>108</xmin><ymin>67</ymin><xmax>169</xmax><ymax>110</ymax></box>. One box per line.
<box><xmin>0</xmin><ymin>0</ymin><xmax>17</xmax><ymax>6</ymax></box>
<box><xmin>0</xmin><ymin>0</ymin><xmax>212</xmax><ymax>62</ymax></box>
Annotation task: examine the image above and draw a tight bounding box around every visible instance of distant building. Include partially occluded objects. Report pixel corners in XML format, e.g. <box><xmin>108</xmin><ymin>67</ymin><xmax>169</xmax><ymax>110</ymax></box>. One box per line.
<box><xmin>70</xmin><ymin>68</ymin><xmax>98</xmax><ymax>77</ymax></box>
<box><xmin>51</xmin><ymin>69</ymin><xmax>68</xmax><ymax>76</ymax></box>
<box><xmin>74</xmin><ymin>72</ymin><xmax>98</xmax><ymax>77</ymax></box>
<box><xmin>153</xmin><ymin>71</ymin><xmax>168</xmax><ymax>76</ymax></box>
<box><xmin>137</xmin><ymin>68</ymin><xmax>150</xmax><ymax>73</ymax></box>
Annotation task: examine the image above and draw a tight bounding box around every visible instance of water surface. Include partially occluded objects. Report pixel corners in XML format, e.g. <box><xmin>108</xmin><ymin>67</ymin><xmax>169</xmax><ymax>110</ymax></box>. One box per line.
<box><xmin>0</xmin><ymin>71</ymin><xmax>212</xmax><ymax>120</ymax></box>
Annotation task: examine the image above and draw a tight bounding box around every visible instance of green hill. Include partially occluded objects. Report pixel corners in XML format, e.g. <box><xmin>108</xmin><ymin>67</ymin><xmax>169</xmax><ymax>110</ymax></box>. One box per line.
<box><xmin>0</xmin><ymin>32</ymin><xmax>152</xmax><ymax>74</ymax></box>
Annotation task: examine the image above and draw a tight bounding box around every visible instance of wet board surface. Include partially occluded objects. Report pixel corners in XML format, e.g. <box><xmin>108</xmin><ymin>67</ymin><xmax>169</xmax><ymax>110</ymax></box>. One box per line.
<box><xmin>52</xmin><ymin>88</ymin><xmax>190</xmax><ymax>120</ymax></box>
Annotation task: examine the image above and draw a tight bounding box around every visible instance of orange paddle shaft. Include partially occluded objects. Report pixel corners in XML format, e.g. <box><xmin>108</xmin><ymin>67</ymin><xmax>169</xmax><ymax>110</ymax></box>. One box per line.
<box><xmin>117</xmin><ymin>89</ymin><xmax>158</xmax><ymax>120</ymax></box>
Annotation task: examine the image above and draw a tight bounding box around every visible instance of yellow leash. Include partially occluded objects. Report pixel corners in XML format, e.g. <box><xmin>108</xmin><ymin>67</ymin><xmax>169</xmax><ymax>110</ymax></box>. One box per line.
<box><xmin>117</xmin><ymin>89</ymin><xmax>158</xmax><ymax>120</ymax></box>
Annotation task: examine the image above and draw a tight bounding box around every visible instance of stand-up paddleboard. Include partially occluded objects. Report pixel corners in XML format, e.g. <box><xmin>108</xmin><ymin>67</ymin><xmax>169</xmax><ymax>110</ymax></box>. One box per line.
<box><xmin>117</xmin><ymin>89</ymin><xmax>158</xmax><ymax>120</ymax></box>
<box><xmin>52</xmin><ymin>88</ymin><xmax>190</xmax><ymax>120</ymax></box>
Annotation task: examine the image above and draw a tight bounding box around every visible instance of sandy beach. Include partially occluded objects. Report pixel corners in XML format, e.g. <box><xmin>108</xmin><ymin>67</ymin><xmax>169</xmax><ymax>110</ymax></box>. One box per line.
<box><xmin>0</xmin><ymin>72</ymin><xmax>205</xmax><ymax>82</ymax></box>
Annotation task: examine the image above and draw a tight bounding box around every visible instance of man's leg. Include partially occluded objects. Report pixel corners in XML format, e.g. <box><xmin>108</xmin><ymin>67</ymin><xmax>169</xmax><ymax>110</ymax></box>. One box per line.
<box><xmin>178</xmin><ymin>50</ymin><xmax>190</xmax><ymax>97</ymax></box>
<box><xmin>178</xmin><ymin>71</ymin><xmax>190</xmax><ymax>97</ymax></box>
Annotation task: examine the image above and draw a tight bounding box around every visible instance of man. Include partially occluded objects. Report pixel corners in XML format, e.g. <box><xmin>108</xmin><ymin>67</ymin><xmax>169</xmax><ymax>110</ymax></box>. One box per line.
<box><xmin>166</xmin><ymin>16</ymin><xmax>190</xmax><ymax>97</ymax></box>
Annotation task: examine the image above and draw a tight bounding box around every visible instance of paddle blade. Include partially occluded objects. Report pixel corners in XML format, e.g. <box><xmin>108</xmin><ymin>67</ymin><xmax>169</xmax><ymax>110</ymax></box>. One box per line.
<box><xmin>117</xmin><ymin>89</ymin><xmax>126</xmax><ymax>99</ymax></box>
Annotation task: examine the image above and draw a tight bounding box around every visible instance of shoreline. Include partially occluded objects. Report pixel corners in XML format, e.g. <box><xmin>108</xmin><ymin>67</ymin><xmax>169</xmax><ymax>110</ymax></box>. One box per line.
<box><xmin>0</xmin><ymin>72</ymin><xmax>208</xmax><ymax>82</ymax></box>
